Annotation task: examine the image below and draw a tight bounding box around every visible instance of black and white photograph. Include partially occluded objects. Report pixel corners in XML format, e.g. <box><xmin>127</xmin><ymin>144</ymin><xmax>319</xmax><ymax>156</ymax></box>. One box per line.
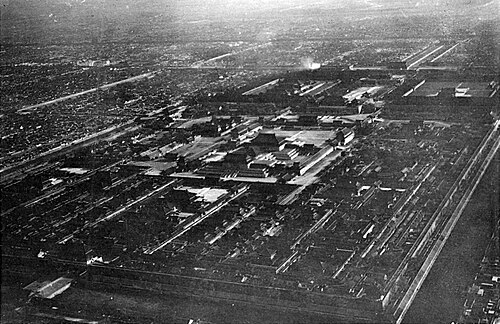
<box><xmin>1</xmin><ymin>0</ymin><xmax>499</xmax><ymax>323</ymax></box>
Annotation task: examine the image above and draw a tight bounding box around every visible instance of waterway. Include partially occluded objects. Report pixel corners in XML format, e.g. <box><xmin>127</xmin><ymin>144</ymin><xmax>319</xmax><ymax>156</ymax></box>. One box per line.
<box><xmin>403</xmin><ymin>153</ymin><xmax>499</xmax><ymax>324</ymax></box>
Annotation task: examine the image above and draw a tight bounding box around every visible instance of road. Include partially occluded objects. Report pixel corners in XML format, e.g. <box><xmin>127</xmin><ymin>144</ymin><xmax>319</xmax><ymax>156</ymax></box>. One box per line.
<box><xmin>280</xmin><ymin>149</ymin><xmax>343</xmax><ymax>205</ymax></box>
<box><xmin>406</xmin><ymin>45</ymin><xmax>445</xmax><ymax>70</ymax></box>
<box><xmin>145</xmin><ymin>186</ymin><xmax>249</xmax><ymax>254</ymax></box>
<box><xmin>429</xmin><ymin>42</ymin><xmax>461</xmax><ymax>63</ymax></box>
<box><xmin>17</xmin><ymin>72</ymin><xmax>155</xmax><ymax>113</ymax></box>
<box><xmin>395</xmin><ymin>121</ymin><xmax>500</xmax><ymax>324</ymax></box>
<box><xmin>0</xmin><ymin>122</ymin><xmax>138</xmax><ymax>185</ymax></box>
<box><xmin>191</xmin><ymin>42</ymin><xmax>271</xmax><ymax>68</ymax></box>
<box><xmin>57</xmin><ymin>179</ymin><xmax>177</xmax><ymax>244</ymax></box>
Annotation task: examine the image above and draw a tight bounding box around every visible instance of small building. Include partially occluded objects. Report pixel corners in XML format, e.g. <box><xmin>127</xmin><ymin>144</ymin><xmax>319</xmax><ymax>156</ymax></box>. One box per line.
<box><xmin>250</xmin><ymin>132</ymin><xmax>287</xmax><ymax>153</ymax></box>
<box><xmin>273</xmin><ymin>148</ymin><xmax>300</xmax><ymax>161</ymax></box>
<box><xmin>24</xmin><ymin>277</ymin><xmax>73</xmax><ymax>299</ymax></box>
<box><xmin>336</xmin><ymin>128</ymin><xmax>355</xmax><ymax>145</ymax></box>
<box><xmin>249</xmin><ymin>159</ymin><xmax>277</xmax><ymax>169</ymax></box>
<box><xmin>224</xmin><ymin>147</ymin><xmax>254</xmax><ymax>167</ymax></box>
<box><xmin>298</xmin><ymin>115</ymin><xmax>318</xmax><ymax>126</ymax></box>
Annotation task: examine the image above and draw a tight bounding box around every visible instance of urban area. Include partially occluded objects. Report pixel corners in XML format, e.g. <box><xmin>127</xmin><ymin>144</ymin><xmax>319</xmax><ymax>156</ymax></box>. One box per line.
<box><xmin>1</xmin><ymin>0</ymin><xmax>499</xmax><ymax>323</ymax></box>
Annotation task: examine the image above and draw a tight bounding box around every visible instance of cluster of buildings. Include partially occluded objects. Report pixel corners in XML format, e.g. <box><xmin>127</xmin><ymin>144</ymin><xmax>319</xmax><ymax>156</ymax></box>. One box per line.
<box><xmin>2</xmin><ymin>56</ymin><xmax>499</xmax><ymax>323</ymax></box>
<box><xmin>460</xmin><ymin>238</ymin><xmax>500</xmax><ymax>324</ymax></box>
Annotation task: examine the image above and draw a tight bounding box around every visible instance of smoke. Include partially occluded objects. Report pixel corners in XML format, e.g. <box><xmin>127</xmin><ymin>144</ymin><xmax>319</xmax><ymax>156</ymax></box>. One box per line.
<box><xmin>301</xmin><ymin>57</ymin><xmax>321</xmax><ymax>70</ymax></box>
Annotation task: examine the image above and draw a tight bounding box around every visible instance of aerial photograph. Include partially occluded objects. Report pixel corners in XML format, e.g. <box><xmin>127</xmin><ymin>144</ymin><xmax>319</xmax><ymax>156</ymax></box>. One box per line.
<box><xmin>1</xmin><ymin>0</ymin><xmax>499</xmax><ymax>323</ymax></box>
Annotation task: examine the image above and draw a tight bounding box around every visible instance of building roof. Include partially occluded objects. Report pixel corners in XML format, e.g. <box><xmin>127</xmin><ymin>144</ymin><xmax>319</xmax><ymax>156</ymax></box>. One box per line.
<box><xmin>24</xmin><ymin>277</ymin><xmax>73</xmax><ymax>299</ymax></box>
<box><xmin>251</xmin><ymin>132</ymin><xmax>280</xmax><ymax>147</ymax></box>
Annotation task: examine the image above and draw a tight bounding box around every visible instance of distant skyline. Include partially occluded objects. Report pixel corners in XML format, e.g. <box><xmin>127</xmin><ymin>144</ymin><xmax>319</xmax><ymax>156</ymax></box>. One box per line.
<box><xmin>1</xmin><ymin>0</ymin><xmax>498</xmax><ymax>46</ymax></box>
